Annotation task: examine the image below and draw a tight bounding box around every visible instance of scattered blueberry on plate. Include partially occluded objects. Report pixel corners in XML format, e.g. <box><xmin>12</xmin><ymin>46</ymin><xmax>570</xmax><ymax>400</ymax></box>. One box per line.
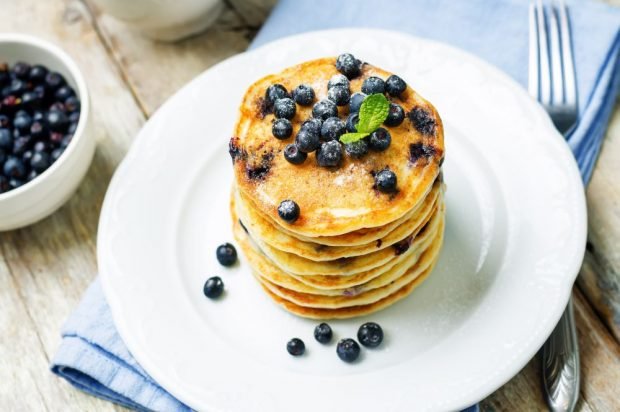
<box><xmin>216</xmin><ymin>243</ymin><xmax>237</xmax><ymax>266</ymax></box>
<box><xmin>357</xmin><ymin>322</ymin><xmax>384</xmax><ymax>348</ymax></box>
<box><xmin>203</xmin><ymin>276</ymin><xmax>224</xmax><ymax>299</ymax></box>
<box><xmin>287</xmin><ymin>338</ymin><xmax>305</xmax><ymax>356</ymax></box>
<box><xmin>336</xmin><ymin>338</ymin><xmax>361</xmax><ymax>362</ymax></box>
<box><xmin>314</xmin><ymin>323</ymin><xmax>333</xmax><ymax>344</ymax></box>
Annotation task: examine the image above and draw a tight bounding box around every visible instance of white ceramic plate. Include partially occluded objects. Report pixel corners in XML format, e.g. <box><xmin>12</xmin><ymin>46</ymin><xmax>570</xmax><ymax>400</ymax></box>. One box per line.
<box><xmin>98</xmin><ymin>29</ymin><xmax>586</xmax><ymax>411</ymax></box>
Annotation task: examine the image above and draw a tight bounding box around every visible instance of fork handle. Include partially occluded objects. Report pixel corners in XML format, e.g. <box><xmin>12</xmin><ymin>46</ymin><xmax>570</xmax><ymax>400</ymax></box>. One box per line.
<box><xmin>542</xmin><ymin>296</ymin><xmax>580</xmax><ymax>412</ymax></box>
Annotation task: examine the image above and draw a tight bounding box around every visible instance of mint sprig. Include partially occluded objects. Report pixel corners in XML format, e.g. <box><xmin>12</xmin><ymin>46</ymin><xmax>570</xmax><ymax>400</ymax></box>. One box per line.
<box><xmin>339</xmin><ymin>93</ymin><xmax>389</xmax><ymax>144</ymax></box>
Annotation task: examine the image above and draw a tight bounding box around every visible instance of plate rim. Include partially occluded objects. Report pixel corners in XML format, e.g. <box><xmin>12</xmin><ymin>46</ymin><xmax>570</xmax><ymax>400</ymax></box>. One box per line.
<box><xmin>98</xmin><ymin>28</ymin><xmax>587</xmax><ymax>410</ymax></box>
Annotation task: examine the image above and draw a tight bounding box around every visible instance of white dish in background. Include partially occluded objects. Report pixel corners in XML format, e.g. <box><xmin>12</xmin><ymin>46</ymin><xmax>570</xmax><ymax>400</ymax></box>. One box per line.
<box><xmin>98</xmin><ymin>29</ymin><xmax>586</xmax><ymax>411</ymax></box>
<box><xmin>0</xmin><ymin>34</ymin><xmax>94</xmax><ymax>231</ymax></box>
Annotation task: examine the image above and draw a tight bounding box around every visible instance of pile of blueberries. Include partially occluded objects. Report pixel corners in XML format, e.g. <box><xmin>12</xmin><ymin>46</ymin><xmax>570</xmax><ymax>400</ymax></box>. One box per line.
<box><xmin>266</xmin><ymin>53</ymin><xmax>407</xmax><ymax>173</ymax></box>
<box><xmin>287</xmin><ymin>321</ymin><xmax>384</xmax><ymax>363</ymax></box>
<box><xmin>0</xmin><ymin>61</ymin><xmax>80</xmax><ymax>194</ymax></box>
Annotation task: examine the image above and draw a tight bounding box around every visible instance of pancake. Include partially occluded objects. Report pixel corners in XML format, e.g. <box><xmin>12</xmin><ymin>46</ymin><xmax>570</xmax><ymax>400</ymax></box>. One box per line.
<box><xmin>234</xmin><ymin>182</ymin><xmax>440</xmax><ymax>261</ymax></box>
<box><xmin>231</xmin><ymin>57</ymin><xmax>444</xmax><ymax>237</ymax></box>
<box><xmin>233</xmin><ymin>204</ymin><xmax>444</xmax><ymax>295</ymax></box>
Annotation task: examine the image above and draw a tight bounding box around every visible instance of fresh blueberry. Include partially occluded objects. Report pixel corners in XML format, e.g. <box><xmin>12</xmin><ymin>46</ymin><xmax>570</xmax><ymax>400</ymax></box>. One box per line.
<box><xmin>45</xmin><ymin>72</ymin><xmax>65</xmax><ymax>91</ymax></box>
<box><xmin>300</xmin><ymin>118</ymin><xmax>323</xmax><ymax>135</ymax></box>
<box><xmin>26</xmin><ymin>169</ymin><xmax>38</xmax><ymax>182</ymax></box>
<box><xmin>30</xmin><ymin>121</ymin><xmax>48</xmax><ymax>140</ymax></box>
<box><xmin>13</xmin><ymin>113</ymin><xmax>32</xmax><ymax>132</ymax></box>
<box><xmin>28</xmin><ymin>65</ymin><xmax>48</xmax><ymax>82</ymax></box>
<box><xmin>335</xmin><ymin>53</ymin><xmax>361</xmax><ymax>79</ymax></box>
<box><xmin>51</xmin><ymin>148</ymin><xmax>63</xmax><ymax>162</ymax></box>
<box><xmin>314</xmin><ymin>323</ymin><xmax>333</xmax><ymax>344</ymax></box>
<box><xmin>320</xmin><ymin>117</ymin><xmax>346</xmax><ymax>141</ymax></box>
<box><xmin>316</xmin><ymin>140</ymin><xmax>343</xmax><ymax>168</ymax></box>
<box><xmin>46</xmin><ymin>110</ymin><xmax>69</xmax><ymax>132</ymax></box>
<box><xmin>327</xmin><ymin>85</ymin><xmax>350</xmax><ymax>106</ymax></box>
<box><xmin>358</xmin><ymin>322</ymin><xmax>384</xmax><ymax>348</ymax></box>
<box><xmin>278</xmin><ymin>199</ymin><xmax>300</xmax><ymax>223</ymax></box>
<box><xmin>50</xmin><ymin>132</ymin><xmax>64</xmax><ymax>145</ymax></box>
<box><xmin>216</xmin><ymin>243</ymin><xmax>237</xmax><ymax>266</ymax></box>
<box><xmin>292</xmin><ymin>84</ymin><xmax>315</xmax><ymax>106</ymax></box>
<box><xmin>384</xmin><ymin>103</ymin><xmax>405</xmax><ymax>127</ymax></box>
<box><xmin>361</xmin><ymin>76</ymin><xmax>385</xmax><ymax>95</ymax></box>
<box><xmin>30</xmin><ymin>151</ymin><xmax>50</xmax><ymax>173</ymax></box>
<box><xmin>22</xmin><ymin>150</ymin><xmax>33</xmax><ymax>164</ymax></box>
<box><xmin>64</xmin><ymin>96</ymin><xmax>80</xmax><ymax>113</ymax></box>
<box><xmin>286</xmin><ymin>338</ymin><xmax>305</xmax><ymax>356</ymax></box>
<box><xmin>283</xmin><ymin>143</ymin><xmax>307</xmax><ymax>165</ymax></box>
<box><xmin>49</xmin><ymin>102</ymin><xmax>66</xmax><ymax>113</ymax></box>
<box><xmin>33</xmin><ymin>85</ymin><xmax>46</xmax><ymax>100</ymax></box>
<box><xmin>385</xmin><ymin>75</ymin><xmax>407</xmax><ymax>97</ymax></box>
<box><xmin>327</xmin><ymin>74</ymin><xmax>349</xmax><ymax>89</ymax></box>
<box><xmin>3</xmin><ymin>157</ymin><xmax>26</xmax><ymax>179</ymax></box>
<box><xmin>345</xmin><ymin>113</ymin><xmax>359</xmax><ymax>132</ymax></box>
<box><xmin>274</xmin><ymin>98</ymin><xmax>296</xmax><ymax>119</ymax></box>
<box><xmin>12</xmin><ymin>136</ymin><xmax>31</xmax><ymax>155</ymax></box>
<box><xmin>8</xmin><ymin>79</ymin><xmax>27</xmax><ymax>96</ymax></box>
<box><xmin>345</xmin><ymin>139</ymin><xmax>369</xmax><ymax>158</ymax></box>
<box><xmin>336</xmin><ymin>338</ymin><xmax>361</xmax><ymax>362</ymax></box>
<box><xmin>265</xmin><ymin>84</ymin><xmax>288</xmax><ymax>106</ymax></box>
<box><xmin>21</xmin><ymin>92</ymin><xmax>41</xmax><ymax>110</ymax></box>
<box><xmin>0</xmin><ymin>175</ymin><xmax>9</xmax><ymax>193</ymax></box>
<box><xmin>368</xmin><ymin>128</ymin><xmax>391</xmax><ymax>151</ymax></box>
<box><xmin>8</xmin><ymin>178</ymin><xmax>24</xmax><ymax>189</ymax></box>
<box><xmin>312</xmin><ymin>99</ymin><xmax>338</xmax><ymax>120</ymax></box>
<box><xmin>55</xmin><ymin>86</ymin><xmax>74</xmax><ymax>101</ymax></box>
<box><xmin>0</xmin><ymin>115</ymin><xmax>9</xmax><ymax>128</ymax></box>
<box><xmin>272</xmin><ymin>118</ymin><xmax>293</xmax><ymax>139</ymax></box>
<box><xmin>295</xmin><ymin>129</ymin><xmax>320</xmax><ymax>153</ymax></box>
<box><xmin>68</xmin><ymin>111</ymin><xmax>80</xmax><ymax>123</ymax></box>
<box><xmin>349</xmin><ymin>92</ymin><xmax>366</xmax><ymax>113</ymax></box>
<box><xmin>374</xmin><ymin>168</ymin><xmax>397</xmax><ymax>193</ymax></box>
<box><xmin>0</xmin><ymin>129</ymin><xmax>11</xmax><ymax>150</ymax></box>
<box><xmin>203</xmin><ymin>276</ymin><xmax>224</xmax><ymax>299</ymax></box>
<box><xmin>11</xmin><ymin>62</ymin><xmax>31</xmax><ymax>79</ymax></box>
<box><xmin>60</xmin><ymin>135</ymin><xmax>73</xmax><ymax>149</ymax></box>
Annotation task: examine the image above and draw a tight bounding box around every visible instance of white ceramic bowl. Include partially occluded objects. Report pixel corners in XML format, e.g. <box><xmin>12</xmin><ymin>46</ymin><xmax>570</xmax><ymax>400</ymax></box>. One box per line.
<box><xmin>0</xmin><ymin>34</ymin><xmax>94</xmax><ymax>231</ymax></box>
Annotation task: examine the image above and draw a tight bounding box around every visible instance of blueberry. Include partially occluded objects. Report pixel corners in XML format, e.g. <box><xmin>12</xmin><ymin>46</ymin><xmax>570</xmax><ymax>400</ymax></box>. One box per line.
<box><xmin>29</xmin><ymin>65</ymin><xmax>48</xmax><ymax>82</ymax></box>
<box><xmin>357</xmin><ymin>322</ymin><xmax>384</xmax><ymax>348</ymax></box>
<box><xmin>278</xmin><ymin>199</ymin><xmax>300</xmax><ymax>223</ymax></box>
<box><xmin>336</xmin><ymin>53</ymin><xmax>361</xmax><ymax>79</ymax></box>
<box><xmin>368</xmin><ymin>128</ymin><xmax>391</xmax><ymax>151</ymax></box>
<box><xmin>49</xmin><ymin>102</ymin><xmax>66</xmax><ymax>113</ymax></box>
<box><xmin>22</xmin><ymin>150</ymin><xmax>33</xmax><ymax>164</ymax></box>
<box><xmin>68</xmin><ymin>111</ymin><xmax>80</xmax><ymax>123</ymax></box>
<box><xmin>0</xmin><ymin>175</ymin><xmax>9</xmax><ymax>193</ymax></box>
<box><xmin>345</xmin><ymin>113</ymin><xmax>359</xmax><ymax>132</ymax></box>
<box><xmin>26</xmin><ymin>169</ymin><xmax>38</xmax><ymax>182</ymax></box>
<box><xmin>51</xmin><ymin>148</ymin><xmax>63</xmax><ymax>162</ymax></box>
<box><xmin>30</xmin><ymin>151</ymin><xmax>50</xmax><ymax>173</ymax></box>
<box><xmin>0</xmin><ymin>129</ymin><xmax>11</xmax><ymax>150</ymax></box>
<box><xmin>7</xmin><ymin>79</ymin><xmax>27</xmax><ymax>95</ymax></box>
<box><xmin>274</xmin><ymin>98</ymin><xmax>296</xmax><ymax>119</ymax></box>
<box><xmin>55</xmin><ymin>86</ymin><xmax>74</xmax><ymax>101</ymax></box>
<box><xmin>286</xmin><ymin>338</ymin><xmax>305</xmax><ymax>356</ymax></box>
<box><xmin>50</xmin><ymin>132</ymin><xmax>63</xmax><ymax>145</ymax></box>
<box><xmin>385</xmin><ymin>75</ymin><xmax>407</xmax><ymax>97</ymax></box>
<box><xmin>21</xmin><ymin>92</ymin><xmax>41</xmax><ymax>110</ymax></box>
<box><xmin>13</xmin><ymin>113</ymin><xmax>32</xmax><ymax>132</ymax></box>
<box><xmin>60</xmin><ymin>135</ymin><xmax>73</xmax><ymax>149</ymax></box>
<box><xmin>12</xmin><ymin>136</ymin><xmax>31</xmax><ymax>155</ymax></box>
<box><xmin>45</xmin><ymin>72</ymin><xmax>65</xmax><ymax>91</ymax></box>
<box><xmin>361</xmin><ymin>76</ymin><xmax>385</xmax><ymax>95</ymax></box>
<box><xmin>265</xmin><ymin>84</ymin><xmax>288</xmax><ymax>106</ymax></box>
<box><xmin>65</xmin><ymin>96</ymin><xmax>80</xmax><ymax>113</ymax></box>
<box><xmin>272</xmin><ymin>118</ymin><xmax>293</xmax><ymax>139</ymax></box>
<box><xmin>316</xmin><ymin>140</ymin><xmax>343</xmax><ymax>168</ymax></box>
<box><xmin>8</xmin><ymin>178</ymin><xmax>24</xmax><ymax>189</ymax></box>
<box><xmin>203</xmin><ymin>276</ymin><xmax>224</xmax><ymax>299</ymax></box>
<box><xmin>0</xmin><ymin>115</ymin><xmax>9</xmax><ymax>128</ymax></box>
<box><xmin>0</xmin><ymin>149</ymin><xmax>5</xmax><ymax>165</ymax></box>
<box><xmin>295</xmin><ymin>129</ymin><xmax>320</xmax><ymax>153</ymax></box>
<box><xmin>292</xmin><ymin>84</ymin><xmax>315</xmax><ymax>106</ymax></box>
<box><xmin>283</xmin><ymin>143</ymin><xmax>307</xmax><ymax>165</ymax></box>
<box><xmin>47</xmin><ymin>110</ymin><xmax>69</xmax><ymax>132</ymax></box>
<box><xmin>349</xmin><ymin>92</ymin><xmax>366</xmax><ymax>113</ymax></box>
<box><xmin>327</xmin><ymin>74</ymin><xmax>349</xmax><ymax>90</ymax></box>
<box><xmin>344</xmin><ymin>139</ymin><xmax>369</xmax><ymax>158</ymax></box>
<box><xmin>300</xmin><ymin>118</ymin><xmax>323</xmax><ymax>135</ymax></box>
<box><xmin>30</xmin><ymin>121</ymin><xmax>48</xmax><ymax>140</ymax></box>
<box><xmin>384</xmin><ymin>103</ymin><xmax>405</xmax><ymax>127</ymax></box>
<box><xmin>320</xmin><ymin>117</ymin><xmax>346</xmax><ymax>141</ymax></box>
<box><xmin>336</xmin><ymin>338</ymin><xmax>361</xmax><ymax>362</ymax></box>
<box><xmin>11</xmin><ymin>62</ymin><xmax>31</xmax><ymax>79</ymax></box>
<box><xmin>314</xmin><ymin>323</ymin><xmax>333</xmax><ymax>344</ymax></box>
<box><xmin>216</xmin><ymin>243</ymin><xmax>237</xmax><ymax>266</ymax></box>
<box><xmin>3</xmin><ymin>157</ymin><xmax>26</xmax><ymax>179</ymax></box>
<box><xmin>327</xmin><ymin>85</ymin><xmax>350</xmax><ymax>106</ymax></box>
<box><xmin>312</xmin><ymin>99</ymin><xmax>338</xmax><ymax>120</ymax></box>
<box><xmin>374</xmin><ymin>168</ymin><xmax>397</xmax><ymax>193</ymax></box>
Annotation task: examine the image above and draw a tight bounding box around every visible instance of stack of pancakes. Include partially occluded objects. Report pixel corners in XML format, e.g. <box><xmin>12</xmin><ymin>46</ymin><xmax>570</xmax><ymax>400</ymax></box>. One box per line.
<box><xmin>229</xmin><ymin>57</ymin><xmax>445</xmax><ymax>319</ymax></box>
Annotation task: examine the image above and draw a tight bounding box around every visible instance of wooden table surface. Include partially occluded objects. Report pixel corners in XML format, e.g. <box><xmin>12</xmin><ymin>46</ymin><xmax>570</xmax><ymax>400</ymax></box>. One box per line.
<box><xmin>1</xmin><ymin>1</ymin><xmax>619</xmax><ymax>410</ymax></box>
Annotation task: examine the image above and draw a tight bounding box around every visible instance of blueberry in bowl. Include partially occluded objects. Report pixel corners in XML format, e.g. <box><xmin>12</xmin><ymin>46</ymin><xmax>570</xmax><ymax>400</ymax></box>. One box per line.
<box><xmin>0</xmin><ymin>34</ymin><xmax>93</xmax><ymax>230</ymax></box>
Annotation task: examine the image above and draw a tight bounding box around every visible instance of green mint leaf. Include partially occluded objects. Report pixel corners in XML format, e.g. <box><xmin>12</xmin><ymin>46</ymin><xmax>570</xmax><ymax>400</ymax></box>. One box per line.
<box><xmin>357</xmin><ymin>93</ymin><xmax>389</xmax><ymax>133</ymax></box>
<box><xmin>339</xmin><ymin>132</ymin><xmax>369</xmax><ymax>144</ymax></box>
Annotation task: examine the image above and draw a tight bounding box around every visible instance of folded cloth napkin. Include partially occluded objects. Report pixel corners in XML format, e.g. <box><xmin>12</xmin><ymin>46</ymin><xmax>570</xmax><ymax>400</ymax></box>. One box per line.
<box><xmin>52</xmin><ymin>0</ymin><xmax>620</xmax><ymax>410</ymax></box>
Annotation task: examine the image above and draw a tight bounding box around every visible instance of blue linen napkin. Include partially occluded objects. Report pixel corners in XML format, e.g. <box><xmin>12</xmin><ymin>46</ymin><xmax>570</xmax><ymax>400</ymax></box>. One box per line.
<box><xmin>52</xmin><ymin>0</ymin><xmax>620</xmax><ymax>410</ymax></box>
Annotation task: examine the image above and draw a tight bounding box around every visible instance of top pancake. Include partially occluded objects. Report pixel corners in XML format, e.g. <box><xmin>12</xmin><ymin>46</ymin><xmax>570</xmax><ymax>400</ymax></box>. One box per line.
<box><xmin>230</xmin><ymin>57</ymin><xmax>444</xmax><ymax>237</ymax></box>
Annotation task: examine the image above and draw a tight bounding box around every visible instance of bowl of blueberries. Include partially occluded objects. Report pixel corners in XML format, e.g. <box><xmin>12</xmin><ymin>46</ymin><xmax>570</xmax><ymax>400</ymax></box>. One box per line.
<box><xmin>0</xmin><ymin>33</ymin><xmax>94</xmax><ymax>230</ymax></box>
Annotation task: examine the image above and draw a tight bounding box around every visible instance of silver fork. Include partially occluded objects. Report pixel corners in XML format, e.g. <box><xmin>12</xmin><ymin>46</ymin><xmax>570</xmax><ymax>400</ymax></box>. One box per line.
<box><xmin>529</xmin><ymin>1</ymin><xmax>580</xmax><ymax>411</ymax></box>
